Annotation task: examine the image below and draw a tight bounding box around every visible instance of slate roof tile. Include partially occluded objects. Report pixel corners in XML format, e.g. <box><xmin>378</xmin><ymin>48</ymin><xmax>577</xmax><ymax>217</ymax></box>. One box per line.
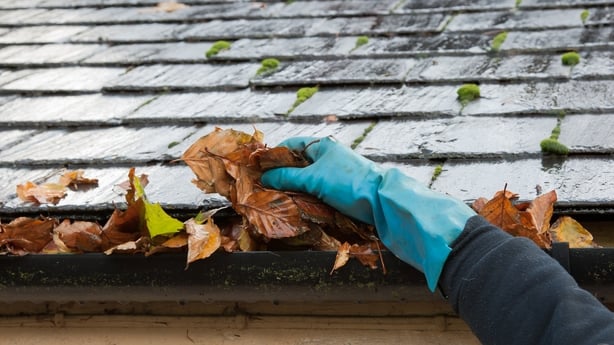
<box><xmin>0</xmin><ymin>0</ymin><xmax>612</xmax><ymax>217</ymax></box>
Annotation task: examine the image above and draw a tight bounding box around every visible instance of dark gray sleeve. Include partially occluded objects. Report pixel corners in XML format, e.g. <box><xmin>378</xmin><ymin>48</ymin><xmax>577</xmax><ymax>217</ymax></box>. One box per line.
<box><xmin>440</xmin><ymin>215</ymin><xmax>614</xmax><ymax>345</ymax></box>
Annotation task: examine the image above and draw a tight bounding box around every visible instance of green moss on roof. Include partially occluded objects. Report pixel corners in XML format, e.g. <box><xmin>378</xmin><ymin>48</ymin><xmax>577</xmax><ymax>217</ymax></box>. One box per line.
<box><xmin>540</xmin><ymin>138</ymin><xmax>569</xmax><ymax>155</ymax></box>
<box><xmin>287</xmin><ymin>86</ymin><xmax>318</xmax><ymax>115</ymax></box>
<box><xmin>457</xmin><ymin>83</ymin><xmax>480</xmax><ymax>106</ymax></box>
<box><xmin>257</xmin><ymin>58</ymin><xmax>280</xmax><ymax>75</ymax></box>
<box><xmin>205</xmin><ymin>41</ymin><xmax>231</xmax><ymax>58</ymax></box>
<box><xmin>561</xmin><ymin>52</ymin><xmax>580</xmax><ymax>66</ymax></box>
<box><xmin>581</xmin><ymin>9</ymin><xmax>589</xmax><ymax>24</ymax></box>
<box><xmin>515</xmin><ymin>0</ymin><xmax>522</xmax><ymax>8</ymax></box>
<box><xmin>491</xmin><ymin>31</ymin><xmax>508</xmax><ymax>52</ymax></box>
<box><xmin>351</xmin><ymin>121</ymin><xmax>376</xmax><ymax>149</ymax></box>
<box><xmin>355</xmin><ymin>36</ymin><xmax>369</xmax><ymax>49</ymax></box>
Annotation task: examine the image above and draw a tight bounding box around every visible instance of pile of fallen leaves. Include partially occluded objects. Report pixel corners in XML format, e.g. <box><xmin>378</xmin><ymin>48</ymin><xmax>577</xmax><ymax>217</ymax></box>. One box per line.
<box><xmin>473</xmin><ymin>188</ymin><xmax>598</xmax><ymax>248</ymax></box>
<box><xmin>0</xmin><ymin>128</ymin><xmax>598</xmax><ymax>273</ymax></box>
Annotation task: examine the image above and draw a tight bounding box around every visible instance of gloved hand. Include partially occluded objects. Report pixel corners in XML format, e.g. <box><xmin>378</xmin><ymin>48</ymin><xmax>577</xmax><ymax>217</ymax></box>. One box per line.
<box><xmin>261</xmin><ymin>136</ymin><xmax>476</xmax><ymax>291</ymax></box>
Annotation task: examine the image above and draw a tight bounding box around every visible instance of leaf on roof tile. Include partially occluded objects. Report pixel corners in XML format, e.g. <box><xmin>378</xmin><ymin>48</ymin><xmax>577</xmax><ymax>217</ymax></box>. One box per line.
<box><xmin>16</xmin><ymin>181</ymin><xmax>67</xmax><ymax>205</ymax></box>
<box><xmin>147</xmin><ymin>1</ymin><xmax>189</xmax><ymax>13</ymax></box>
<box><xmin>59</xmin><ymin>170</ymin><xmax>99</xmax><ymax>191</ymax></box>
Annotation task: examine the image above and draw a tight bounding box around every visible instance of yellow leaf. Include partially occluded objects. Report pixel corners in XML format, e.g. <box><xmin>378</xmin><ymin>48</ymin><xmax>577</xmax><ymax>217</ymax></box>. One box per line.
<box><xmin>550</xmin><ymin>216</ymin><xmax>599</xmax><ymax>248</ymax></box>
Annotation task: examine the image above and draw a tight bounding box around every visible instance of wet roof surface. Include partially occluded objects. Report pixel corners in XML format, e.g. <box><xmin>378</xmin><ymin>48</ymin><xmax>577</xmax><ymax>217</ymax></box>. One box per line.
<box><xmin>0</xmin><ymin>0</ymin><xmax>613</xmax><ymax>217</ymax></box>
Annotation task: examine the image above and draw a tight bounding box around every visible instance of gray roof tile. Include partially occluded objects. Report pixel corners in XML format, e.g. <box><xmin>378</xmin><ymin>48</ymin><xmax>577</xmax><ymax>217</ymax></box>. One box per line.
<box><xmin>559</xmin><ymin>114</ymin><xmax>614</xmax><ymax>153</ymax></box>
<box><xmin>503</xmin><ymin>27</ymin><xmax>613</xmax><ymax>52</ymax></box>
<box><xmin>125</xmin><ymin>91</ymin><xmax>295</xmax><ymax>123</ymax></box>
<box><xmin>253</xmin><ymin>59</ymin><xmax>417</xmax><ymax>86</ymax></box>
<box><xmin>71</xmin><ymin>23</ymin><xmax>190</xmax><ymax>43</ymax></box>
<box><xmin>0</xmin><ymin>44</ymin><xmax>104</xmax><ymax>66</ymax></box>
<box><xmin>0</xmin><ymin>25</ymin><xmax>88</xmax><ymax>44</ymax></box>
<box><xmin>0</xmin><ymin>67</ymin><xmax>124</xmax><ymax>93</ymax></box>
<box><xmin>446</xmin><ymin>9</ymin><xmax>587</xmax><ymax>32</ymax></box>
<box><xmin>83</xmin><ymin>42</ymin><xmax>210</xmax><ymax>64</ymax></box>
<box><xmin>355</xmin><ymin>117</ymin><xmax>555</xmax><ymax>160</ymax></box>
<box><xmin>105</xmin><ymin>63</ymin><xmax>259</xmax><ymax>91</ymax></box>
<box><xmin>0</xmin><ymin>94</ymin><xmax>150</xmax><ymax>126</ymax></box>
<box><xmin>434</xmin><ymin>157</ymin><xmax>614</xmax><ymax>204</ymax></box>
<box><xmin>395</xmin><ymin>0</ymin><xmax>517</xmax><ymax>12</ymax></box>
<box><xmin>212</xmin><ymin>37</ymin><xmax>356</xmax><ymax>60</ymax></box>
<box><xmin>374</xmin><ymin>14</ymin><xmax>450</xmax><ymax>34</ymax></box>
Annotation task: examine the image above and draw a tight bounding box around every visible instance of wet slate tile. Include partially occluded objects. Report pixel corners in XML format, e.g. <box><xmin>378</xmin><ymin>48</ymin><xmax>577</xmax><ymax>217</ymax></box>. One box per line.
<box><xmin>0</xmin><ymin>95</ymin><xmax>150</xmax><ymax>126</ymax></box>
<box><xmin>0</xmin><ymin>67</ymin><xmax>124</xmax><ymax>93</ymax></box>
<box><xmin>571</xmin><ymin>51</ymin><xmax>614</xmax><ymax>79</ymax></box>
<box><xmin>350</xmin><ymin>33</ymin><xmax>492</xmax><ymax>57</ymax></box>
<box><xmin>0</xmin><ymin>126</ymin><xmax>199</xmax><ymax>165</ymax></box>
<box><xmin>395</xmin><ymin>0</ymin><xmax>516</xmax><ymax>12</ymax></box>
<box><xmin>71</xmin><ymin>23</ymin><xmax>190</xmax><ymax>43</ymax></box>
<box><xmin>83</xmin><ymin>42</ymin><xmax>210</xmax><ymax>64</ymax></box>
<box><xmin>434</xmin><ymin>157</ymin><xmax>614</xmax><ymax>204</ymax></box>
<box><xmin>106</xmin><ymin>63</ymin><xmax>259</xmax><ymax>91</ymax></box>
<box><xmin>290</xmin><ymin>86</ymin><xmax>461</xmax><ymax>119</ymax></box>
<box><xmin>504</xmin><ymin>27</ymin><xmax>613</xmax><ymax>52</ymax></box>
<box><xmin>447</xmin><ymin>9</ymin><xmax>586</xmax><ymax>32</ymax></box>
<box><xmin>183</xmin><ymin>121</ymin><xmax>371</xmax><ymax>152</ymax></box>
<box><xmin>0</xmin><ymin>165</ymin><xmax>221</xmax><ymax>211</ymax></box>
<box><xmin>409</xmin><ymin>54</ymin><xmax>570</xmax><ymax>82</ymax></box>
<box><xmin>214</xmin><ymin>37</ymin><xmax>356</xmax><ymax>60</ymax></box>
<box><xmin>126</xmin><ymin>91</ymin><xmax>295</xmax><ymax>123</ymax></box>
<box><xmin>279</xmin><ymin>0</ymin><xmax>397</xmax><ymax>17</ymax></box>
<box><xmin>253</xmin><ymin>59</ymin><xmax>417</xmax><ymax>86</ymax></box>
<box><xmin>0</xmin><ymin>26</ymin><xmax>89</xmax><ymax>44</ymax></box>
<box><xmin>461</xmin><ymin>80</ymin><xmax>614</xmax><ymax>116</ymax></box>
<box><xmin>558</xmin><ymin>114</ymin><xmax>614</xmax><ymax>153</ymax></box>
<box><xmin>0</xmin><ymin>8</ymin><xmax>49</xmax><ymax>25</ymax></box>
<box><xmin>522</xmin><ymin>0</ymin><xmax>614</xmax><ymax>8</ymax></box>
<box><xmin>374</xmin><ymin>14</ymin><xmax>449</xmax><ymax>34</ymax></box>
<box><xmin>0</xmin><ymin>44</ymin><xmax>104</xmax><ymax>66</ymax></box>
<box><xmin>355</xmin><ymin>117</ymin><xmax>554</xmax><ymax>160</ymax></box>
<box><xmin>0</xmin><ymin>129</ymin><xmax>38</xmax><ymax>151</ymax></box>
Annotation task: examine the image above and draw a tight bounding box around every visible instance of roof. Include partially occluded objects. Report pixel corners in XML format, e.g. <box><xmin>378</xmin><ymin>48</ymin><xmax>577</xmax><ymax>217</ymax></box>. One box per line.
<box><xmin>0</xmin><ymin>0</ymin><xmax>613</xmax><ymax>218</ymax></box>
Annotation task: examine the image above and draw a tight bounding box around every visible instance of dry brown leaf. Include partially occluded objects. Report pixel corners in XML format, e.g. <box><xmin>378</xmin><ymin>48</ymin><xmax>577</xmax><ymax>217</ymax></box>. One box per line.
<box><xmin>16</xmin><ymin>181</ymin><xmax>66</xmax><ymax>204</ymax></box>
<box><xmin>59</xmin><ymin>170</ymin><xmax>99</xmax><ymax>190</ymax></box>
<box><xmin>550</xmin><ymin>216</ymin><xmax>599</xmax><ymax>248</ymax></box>
<box><xmin>104</xmin><ymin>237</ymin><xmax>149</xmax><ymax>255</ymax></box>
<box><xmin>54</xmin><ymin>219</ymin><xmax>103</xmax><ymax>252</ymax></box>
<box><xmin>0</xmin><ymin>217</ymin><xmax>54</xmax><ymax>253</ymax></box>
<box><xmin>478</xmin><ymin>189</ymin><xmax>552</xmax><ymax>248</ymax></box>
<box><xmin>331</xmin><ymin>242</ymin><xmax>351</xmax><ymax>274</ymax></box>
<box><xmin>350</xmin><ymin>243</ymin><xmax>379</xmax><ymax>270</ymax></box>
<box><xmin>101</xmin><ymin>199</ymin><xmax>144</xmax><ymax>250</ymax></box>
<box><xmin>185</xmin><ymin>218</ymin><xmax>221</xmax><ymax>266</ymax></box>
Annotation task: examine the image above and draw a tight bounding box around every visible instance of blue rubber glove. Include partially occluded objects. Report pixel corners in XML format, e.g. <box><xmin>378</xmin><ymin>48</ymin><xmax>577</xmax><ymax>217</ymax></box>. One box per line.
<box><xmin>261</xmin><ymin>136</ymin><xmax>476</xmax><ymax>292</ymax></box>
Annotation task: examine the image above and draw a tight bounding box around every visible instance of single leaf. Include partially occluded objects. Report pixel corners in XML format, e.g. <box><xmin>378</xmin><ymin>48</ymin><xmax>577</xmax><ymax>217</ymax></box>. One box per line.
<box><xmin>54</xmin><ymin>219</ymin><xmax>103</xmax><ymax>252</ymax></box>
<box><xmin>101</xmin><ymin>199</ymin><xmax>144</xmax><ymax>250</ymax></box>
<box><xmin>525</xmin><ymin>190</ymin><xmax>557</xmax><ymax>234</ymax></box>
<box><xmin>550</xmin><ymin>216</ymin><xmax>599</xmax><ymax>248</ymax></box>
<box><xmin>59</xmin><ymin>170</ymin><xmax>99</xmax><ymax>191</ymax></box>
<box><xmin>331</xmin><ymin>242</ymin><xmax>351</xmax><ymax>274</ymax></box>
<box><xmin>133</xmin><ymin>171</ymin><xmax>183</xmax><ymax>238</ymax></box>
<box><xmin>251</xmin><ymin>146</ymin><xmax>309</xmax><ymax>171</ymax></box>
<box><xmin>150</xmin><ymin>1</ymin><xmax>189</xmax><ymax>12</ymax></box>
<box><xmin>16</xmin><ymin>181</ymin><xmax>66</xmax><ymax>205</ymax></box>
<box><xmin>104</xmin><ymin>237</ymin><xmax>149</xmax><ymax>255</ymax></box>
<box><xmin>185</xmin><ymin>217</ymin><xmax>221</xmax><ymax>266</ymax></box>
<box><xmin>349</xmin><ymin>243</ymin><xmax>379</xmax><ymax>270</ymax></box>
<box><xmin>0</xmin><ymin>217</ymin><xmax>54</xmax><ymax>253</ymax></box>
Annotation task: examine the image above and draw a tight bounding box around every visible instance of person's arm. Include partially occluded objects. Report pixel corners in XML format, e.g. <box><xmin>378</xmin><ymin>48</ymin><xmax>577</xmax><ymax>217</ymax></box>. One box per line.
<box><xmin>261</xmin><ymin>136</ymin><xmax>614</xmax><ymax>344</ymax></box>
<box><xmin>441</xmin><ymin>215</ymin><xmax>614</xmax><ymax>345</ymax></box>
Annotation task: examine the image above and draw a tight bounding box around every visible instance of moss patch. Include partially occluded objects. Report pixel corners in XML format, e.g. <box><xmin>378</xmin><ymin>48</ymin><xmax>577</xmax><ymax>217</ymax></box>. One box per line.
<box><xmin>430</xmin><ymin>165</ymin><xmax>443</xmax><ymax>187</ymax></box>
<box><xmin>540</xmin><ymin>116</ymin><xmax>569</xmax><ymax>155</ymax></box>
<box><xmin>457</xmin><ymin>83</ymin><xmax>480</xmax><ymax>106</ymax></box>
<box><xmin>257</xmin><ymin>58</ymin><xmax>280</xmax><ymax>75</ymax></box>
<box><xmin>581</xmin><ymin>9</ymin><xmax>589</xmax><ymax>24</ymax></box>
<box><xmin>561</xmin><ymin>52</ymin><xmax>580</xmax><ymax>66</ymax></box>
<box><xmin>351</xmin><ymin>121</ymin><xmax>377</xmax><ymax>149</ymax></box>
<box><xmin>206</xmin><ymin>41</ymin><xmax>231</xmax><ymax>58</ymax></box>
<box><xmin>491</xmin><ymin>31</ymin><xmax>508</xmax><ymax>52</ymax></box>
<box><xmin>287</xmin><ymin>86</ymin><xmax>318</xmax><ymax>115</ymax></box>
<box><xmin>515</xmin><ymin>0</ymin><xmax>522</xmax><ymax>8</ymax></box>
<box><xmin>355</xmin><ymin>36</ymin><xmax>369</xmax><ymax>49</ymax></box>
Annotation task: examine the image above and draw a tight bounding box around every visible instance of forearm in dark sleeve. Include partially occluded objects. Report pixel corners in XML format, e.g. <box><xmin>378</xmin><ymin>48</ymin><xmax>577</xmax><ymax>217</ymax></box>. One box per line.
<box><xmin>440</xmin><ymin>216</ymin><xmax>614</xmax><ymax>345</ymax></box>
